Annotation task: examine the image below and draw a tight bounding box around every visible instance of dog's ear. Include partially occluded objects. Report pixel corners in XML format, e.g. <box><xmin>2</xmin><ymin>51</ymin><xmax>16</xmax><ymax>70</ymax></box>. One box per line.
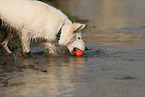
<box><xmin>72</xmin><ymin>23</ymin><xmax>85</xmax><ymax>33</ymax></box>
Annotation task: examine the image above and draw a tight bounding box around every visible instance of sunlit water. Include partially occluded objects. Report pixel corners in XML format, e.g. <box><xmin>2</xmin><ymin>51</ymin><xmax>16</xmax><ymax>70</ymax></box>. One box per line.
<box><xmin>1</xmin><ymin>0</ymin><xmax>145</xmax><ymax>97</ymax></box>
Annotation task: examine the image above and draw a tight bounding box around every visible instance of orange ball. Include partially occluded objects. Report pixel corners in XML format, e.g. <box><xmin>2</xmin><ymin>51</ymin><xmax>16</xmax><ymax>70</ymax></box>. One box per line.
<box><xmin>76</xmin><ymin>50</ymin><xmax>83</xmax><ymax>56</ymax></box>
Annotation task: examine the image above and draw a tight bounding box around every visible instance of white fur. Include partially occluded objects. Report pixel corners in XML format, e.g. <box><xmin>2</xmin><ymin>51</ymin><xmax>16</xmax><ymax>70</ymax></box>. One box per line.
<box><xmin>0</xmin><ymin>0</ymin><xmax>85</xmax><ymax>55</ymax></box>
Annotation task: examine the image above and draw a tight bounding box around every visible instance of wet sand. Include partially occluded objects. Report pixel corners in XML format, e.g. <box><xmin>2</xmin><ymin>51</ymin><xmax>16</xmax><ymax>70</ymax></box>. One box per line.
<box><xmin>1</xmin><ymin>0</ymin><xmax>145</xmax><ymax>97</ymax></box>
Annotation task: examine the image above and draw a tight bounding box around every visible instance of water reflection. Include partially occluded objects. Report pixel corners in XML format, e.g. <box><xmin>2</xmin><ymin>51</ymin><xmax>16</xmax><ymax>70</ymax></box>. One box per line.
<box><xmin>0</xmin><ymin>54</ymin><xmax>86</xmax><ymax>97</ymax></box>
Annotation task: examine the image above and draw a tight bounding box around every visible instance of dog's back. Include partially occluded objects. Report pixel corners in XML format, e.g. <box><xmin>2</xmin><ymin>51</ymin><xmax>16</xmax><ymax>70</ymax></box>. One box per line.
<box><xmin>0</xmin><ymin>0</ymin><xmax>67</xmax><ymax>36</ymax></box>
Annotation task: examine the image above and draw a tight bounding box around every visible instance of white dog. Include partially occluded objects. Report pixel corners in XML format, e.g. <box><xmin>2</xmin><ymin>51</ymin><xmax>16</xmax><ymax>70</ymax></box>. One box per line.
<box><xmin>0</xmin><ymin>0</ymin><xmax>86</xmax><ymax>55</ymax></box>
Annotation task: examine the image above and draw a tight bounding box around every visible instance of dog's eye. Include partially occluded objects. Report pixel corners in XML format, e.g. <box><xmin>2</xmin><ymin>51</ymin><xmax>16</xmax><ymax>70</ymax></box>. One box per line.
<box><xmin>78</xmin><ymin>37</ymin><xmax>81</xmax><ymax>39</ymax></box>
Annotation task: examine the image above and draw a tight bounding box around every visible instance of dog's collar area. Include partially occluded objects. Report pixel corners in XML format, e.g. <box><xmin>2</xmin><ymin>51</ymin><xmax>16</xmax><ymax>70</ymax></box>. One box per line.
<box><xmin>56</xmin><ymin>23</ymin><xmax>65</xmax><ymax>40</ymax></box>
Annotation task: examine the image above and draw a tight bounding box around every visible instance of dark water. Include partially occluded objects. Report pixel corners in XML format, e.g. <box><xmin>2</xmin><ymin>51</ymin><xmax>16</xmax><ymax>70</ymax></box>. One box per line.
<box><xmin>1</xmin><ymin>0</ymin><xmax>145</xmax><ymax>97</ymax></box>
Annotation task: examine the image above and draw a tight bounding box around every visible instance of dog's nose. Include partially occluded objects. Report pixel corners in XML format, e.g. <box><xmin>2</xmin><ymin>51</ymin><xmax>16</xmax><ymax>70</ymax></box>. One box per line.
<box><xmin>74</xmin><ymin>47</ymin><xmax>79</xmax><ymax>52</ymax></box>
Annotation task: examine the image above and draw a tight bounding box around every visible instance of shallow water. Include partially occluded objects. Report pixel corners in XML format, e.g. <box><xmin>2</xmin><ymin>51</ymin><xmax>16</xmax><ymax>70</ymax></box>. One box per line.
<box><xmin>1</xmin><ymin>0</ymin><xmax>145</xmax><ymax>97</ymax></box>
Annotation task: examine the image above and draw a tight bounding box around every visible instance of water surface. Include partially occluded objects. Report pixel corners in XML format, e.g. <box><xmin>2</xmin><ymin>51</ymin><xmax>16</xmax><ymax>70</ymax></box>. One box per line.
<box><xmin>1</xmin><ymin>0</ymin><xmax>145</xmax><ymax>97</ymax></box>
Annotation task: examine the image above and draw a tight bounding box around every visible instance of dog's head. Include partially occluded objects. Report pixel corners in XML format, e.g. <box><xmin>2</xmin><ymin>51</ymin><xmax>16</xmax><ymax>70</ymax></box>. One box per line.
<box><xmin>59</xmin><ymin>22</ymin><xmax>86</xmax><ymax>55</ymax></box>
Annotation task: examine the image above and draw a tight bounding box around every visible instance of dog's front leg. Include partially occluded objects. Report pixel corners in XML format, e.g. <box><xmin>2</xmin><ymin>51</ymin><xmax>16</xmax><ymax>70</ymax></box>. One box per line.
<box><xmin>19</xmin><ymin>29</ymin><xmax>31</xmax><ymax>54</ymax></box>
<box><xmin>44</xmin><ymin>42</ymin><xmax>59</xmax><ymax>55</ymax></box>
